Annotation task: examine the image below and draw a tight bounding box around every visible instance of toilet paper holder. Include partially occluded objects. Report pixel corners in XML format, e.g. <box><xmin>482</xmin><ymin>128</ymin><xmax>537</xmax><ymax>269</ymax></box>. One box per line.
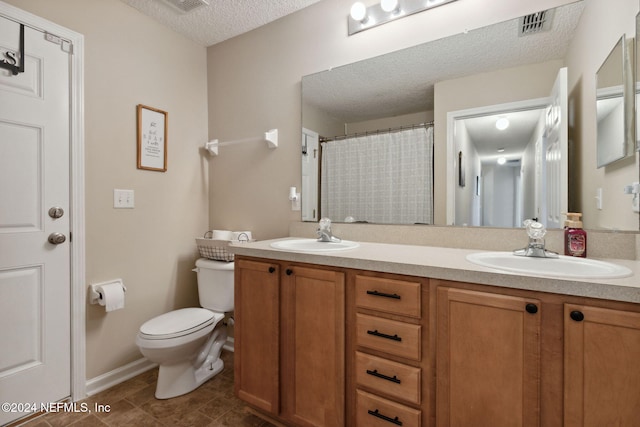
<box><xmin>89</xmin><ymin>279</ymin><xmax>127</xmax><ymax>305</ymax></box>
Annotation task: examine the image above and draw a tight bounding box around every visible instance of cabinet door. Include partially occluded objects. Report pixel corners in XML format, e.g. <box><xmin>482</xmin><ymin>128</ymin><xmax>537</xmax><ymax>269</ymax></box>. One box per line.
<box><xmin>436</xmin><ymin>288</ymin><xmax>541</xmax><ymax>427</ymax></box>
<box><xmin>564</xmin><ymin>304</ymin><xmax>640</xmax><ymax>426</ymax></box>
<box><xmin>234</xmin><ymin>258</ymin><xmax>280</xmax><ymax>414</ymax></box>
<box><xmin>281</xmin><ymin>265</ymin><xmax>345</xmax><ymax>427</ymax></box>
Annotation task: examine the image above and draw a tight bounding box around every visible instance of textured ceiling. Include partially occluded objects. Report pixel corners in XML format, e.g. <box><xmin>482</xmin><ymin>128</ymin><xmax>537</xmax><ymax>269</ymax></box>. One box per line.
<box><xmin>120</xmin><ymin>0</ymin><xmax>322</xmax><ymax>46</ymax></box>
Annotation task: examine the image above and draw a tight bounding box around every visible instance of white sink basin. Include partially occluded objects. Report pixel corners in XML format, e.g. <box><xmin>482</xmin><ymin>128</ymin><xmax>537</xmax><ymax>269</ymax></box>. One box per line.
<box><xmin>270</xmin><ymin>238</ymin><xmax>360</xmax><ymax>252</ymax></box>
<box><xmin>466</xmin><ymin>251</ymin><xmax>633</xmax><ymax>279</ymax></box>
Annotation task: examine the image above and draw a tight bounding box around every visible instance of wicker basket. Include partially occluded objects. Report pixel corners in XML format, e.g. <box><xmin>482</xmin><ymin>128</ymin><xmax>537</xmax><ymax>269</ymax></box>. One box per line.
<box><xmin>196</xmin><ymin>237</ymin><xmax>235</xmax><ymax>262</ymax></box>
<box><xmin>196</xmin><ymin>231</ymin><xmax>252</xmax><ymax>262</ymax></box>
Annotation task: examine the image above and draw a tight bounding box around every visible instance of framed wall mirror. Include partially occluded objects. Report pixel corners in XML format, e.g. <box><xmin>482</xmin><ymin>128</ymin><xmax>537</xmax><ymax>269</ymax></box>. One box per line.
<box><xmin>301</xmin><ymin>0</ymin><xmax>639</xmax><ymax>230</ymax></box>
<box><xmin>596</xmin><ymin>35</ymin><xmax>634</xmax><ymax>168</ymax></box>
<box><xmin>636</xmin><ymin>12</ymin><xmax>640</xmax><ymax>152</ymax></box>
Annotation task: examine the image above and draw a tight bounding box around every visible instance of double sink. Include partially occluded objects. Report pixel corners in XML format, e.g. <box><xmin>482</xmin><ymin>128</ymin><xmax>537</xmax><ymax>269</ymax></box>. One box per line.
<box><xmin>268</xmin><ymin>238</ymin><xmax>633</xmax><ymax>280</ymax></box>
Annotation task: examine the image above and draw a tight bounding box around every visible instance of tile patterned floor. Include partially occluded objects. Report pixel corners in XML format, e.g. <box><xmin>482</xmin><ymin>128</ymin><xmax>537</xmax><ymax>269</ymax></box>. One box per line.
<box><xmin>18</xmin><ymin>352</ymin><xmax>274</xmax><ymax>427</ymax></box>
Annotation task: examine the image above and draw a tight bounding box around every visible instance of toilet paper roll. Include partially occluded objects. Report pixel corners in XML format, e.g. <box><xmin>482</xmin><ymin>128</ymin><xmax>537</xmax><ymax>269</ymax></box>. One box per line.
<box><xmin>97</xmin><ymin>281</ymin><xmax>126</xmax><ymax>312</ymax></box>
<box><xmin>211</xmin><ymin>230</ymin><xmax>233</xmax><ymax>240</ymax></box>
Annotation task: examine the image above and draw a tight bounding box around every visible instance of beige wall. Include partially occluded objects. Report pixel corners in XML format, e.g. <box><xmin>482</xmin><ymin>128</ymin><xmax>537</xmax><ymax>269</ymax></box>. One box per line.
<box><xmin>3</xmin><ymin>0</ymin><xmax>209</xmax><ymax>379</ymax></box>
<box><xmin>565</xmin><ymin>0</ymin><xmax>639</xmax><ymax>230</ymax></box>
<box><xmin>206</xmin><ymin>0</ymin><xmax>575</xmax><ymax>240</ymax></box>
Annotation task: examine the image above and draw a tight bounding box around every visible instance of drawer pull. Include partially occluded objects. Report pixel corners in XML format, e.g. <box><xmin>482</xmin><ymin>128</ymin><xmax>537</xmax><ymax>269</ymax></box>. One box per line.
<box><xmin>368</xmin><ymin>409</ymin><xmax>403</xmax><ymax>426</ymax></box>
<box><xmin>367</xmin><ymin>329</ymin><xmax>402</xmax><ymax>342</ymax></box>
<box><xmin>366</xmin><ymin>290</ymin><xmax>401</xmax><ymax>299</ymax></box>
<box><xmin>366</xmin><ymin>369</ymin><xmax>401</xmax><ymax>384</ymax></box>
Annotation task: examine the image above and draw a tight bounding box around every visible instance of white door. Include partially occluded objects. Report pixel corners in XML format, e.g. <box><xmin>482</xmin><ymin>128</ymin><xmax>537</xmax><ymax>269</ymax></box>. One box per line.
<box><xmin>542</xmin><ymin>67</ymin><xmax>568</xmax><ymax>229</ymax></box>
<box><xmin>0</xmin><ymin>17</ymin><xmax>71</xmax><ymax>425</ymax></box>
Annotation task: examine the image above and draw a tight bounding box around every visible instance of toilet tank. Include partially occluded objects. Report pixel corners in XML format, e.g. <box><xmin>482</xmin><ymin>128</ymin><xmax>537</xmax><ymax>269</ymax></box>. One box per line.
<box><xmin>194</xmin><ymin>258</ymin><xmax>234</xmax><ymax>312</ymax></box>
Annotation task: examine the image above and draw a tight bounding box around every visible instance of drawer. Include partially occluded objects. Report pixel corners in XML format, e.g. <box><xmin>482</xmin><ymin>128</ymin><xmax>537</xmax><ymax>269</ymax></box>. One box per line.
<box><xmin>356</xmin><ymin>313</ymin><xmax>421</xmax><ymax>361</ymax></box>
<box><xmin>356</xmin><ymin>389</ymin><xmax>421</xmax><ymax>427</ymax></box>
<box><xmin>355</xmin><ymin>351</ymin><xmax>421</xmax><ymax>404</ymax></box>
<box><xmin>355</xmin><ymin>275</ymin><xmax>421</xmax><ymax>318</ymax></box>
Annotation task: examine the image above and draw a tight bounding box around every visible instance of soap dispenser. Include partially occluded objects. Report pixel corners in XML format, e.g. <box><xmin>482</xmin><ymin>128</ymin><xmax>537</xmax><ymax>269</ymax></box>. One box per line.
<box><xmin>564</xmin><ymin>213</ymin><xmax>587</xmax><ymax>257</ymax></box>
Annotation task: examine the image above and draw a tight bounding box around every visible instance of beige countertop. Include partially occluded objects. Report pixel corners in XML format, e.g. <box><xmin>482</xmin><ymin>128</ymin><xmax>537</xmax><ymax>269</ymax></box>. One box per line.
<box><xmin>229</xmin><ymin>237</ymin><xmax>640</xmax><ymax>304</ymax></box>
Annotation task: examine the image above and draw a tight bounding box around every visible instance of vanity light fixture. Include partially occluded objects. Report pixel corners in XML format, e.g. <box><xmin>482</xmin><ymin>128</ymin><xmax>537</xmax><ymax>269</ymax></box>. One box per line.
<box><xmin>380</xmin><ymin>0</ymin><xmax>399</xmax><ymax>13</ymax></box>
<box><xmin>350</xmin><ymin>2</ymin><xmax>368</xmax><ymax>22</ymax></box>
<box><xmin>348</xmin><ymin>0</ymin><xmax>458</xmax><ymax>36</ymax></box>
<box><xmin>495</xmin><ymin>117</ymin><xmax>510</xmax><ymax>130</ymax></box>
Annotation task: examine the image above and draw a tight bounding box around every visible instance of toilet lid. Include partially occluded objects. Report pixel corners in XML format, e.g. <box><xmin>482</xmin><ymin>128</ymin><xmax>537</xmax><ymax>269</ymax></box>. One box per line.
<box><xmin>139</xmin><ymin>307</ymin><xmax>215</xmax><ymax>339</ymax></box>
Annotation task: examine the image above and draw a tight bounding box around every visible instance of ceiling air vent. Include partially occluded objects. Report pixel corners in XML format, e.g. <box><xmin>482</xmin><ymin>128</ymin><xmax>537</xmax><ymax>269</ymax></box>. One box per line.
<box><xmin>160</xmin><ymin>0</ymin><xmax>209</xmax><ymax>13</ymax></box>
<box><xmin>519</xmin><ymin>9</ymin><xmax>555</xmax><ymax>36</ymax></box>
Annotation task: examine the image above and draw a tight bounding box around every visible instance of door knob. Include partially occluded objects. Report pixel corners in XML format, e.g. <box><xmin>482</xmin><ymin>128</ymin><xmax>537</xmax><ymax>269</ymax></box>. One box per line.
<box><xmin>48</xmin><ymin>207</ymin><xmax>64</xmax><ymax>219</ymax></box>
<box><xmin>48</xmin><ymin>232</ymin><xmax>66</xmax><ymax>245</ymax></box>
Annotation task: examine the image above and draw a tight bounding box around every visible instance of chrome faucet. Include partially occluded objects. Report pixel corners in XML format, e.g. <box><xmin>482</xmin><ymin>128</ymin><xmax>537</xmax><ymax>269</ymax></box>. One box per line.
<box><xmin>317</xmin><ymin>217</ymin><xmax>342</xmax><ymax>243</ymax></box>
<box><xmin>514</xmin><ymin>219</ymin><xmax>558</xmax><ymax>258</ymax></box>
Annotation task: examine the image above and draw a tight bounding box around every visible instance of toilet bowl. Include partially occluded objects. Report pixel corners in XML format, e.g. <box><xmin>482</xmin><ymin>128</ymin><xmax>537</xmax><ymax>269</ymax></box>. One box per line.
<box><xmin>136</xmin><ymin>259</ymin><xmax>234</xmax><ymax>399</ymax></box>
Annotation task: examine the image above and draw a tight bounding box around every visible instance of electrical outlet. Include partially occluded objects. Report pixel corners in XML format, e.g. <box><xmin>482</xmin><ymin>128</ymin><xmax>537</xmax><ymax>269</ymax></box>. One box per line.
<box><xmin>113</xmin><ymin>189</ymin><xmax>134</xmax><ymax>209</ymax></box>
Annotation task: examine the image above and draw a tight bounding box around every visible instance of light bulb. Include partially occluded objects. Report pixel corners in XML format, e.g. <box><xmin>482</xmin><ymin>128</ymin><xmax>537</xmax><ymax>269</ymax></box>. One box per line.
<box><xmin>495</xmin><ymin>117</ymin><xmax>509</xmax><ymax>130</ymax></box>
<box><xmin>381</xmin><ymin>0</ymin><xmax>399</xmax><ymax>12</ymax></box>
<box><xmin>350</xmin><ymin>2</ymin><xmax>367</xmax><ymax>21</ymax></box>
<box><xmin>497</xmin><ymin>157</ymin><xmax>507</xmax><ymax>165</ymax></box>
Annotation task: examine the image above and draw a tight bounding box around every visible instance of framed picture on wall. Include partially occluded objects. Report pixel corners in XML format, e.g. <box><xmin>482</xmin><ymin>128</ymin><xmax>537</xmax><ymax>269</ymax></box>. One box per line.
<box><xmin>137</xmin><ymin>104</ymin><xmax>167</xmax><ymax>172</ymax></box>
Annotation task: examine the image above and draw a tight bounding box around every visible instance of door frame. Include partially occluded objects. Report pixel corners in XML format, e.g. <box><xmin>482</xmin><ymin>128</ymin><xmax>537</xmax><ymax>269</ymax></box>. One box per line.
<box><xmin>446</xmin><ymin>97</ymin><xmax>548</xmax><ymax>226</ymax></box>
<box><xmin>0</xmin><ymin>1</ymin><xmax>86</xmax><ymax>401</ymax></box>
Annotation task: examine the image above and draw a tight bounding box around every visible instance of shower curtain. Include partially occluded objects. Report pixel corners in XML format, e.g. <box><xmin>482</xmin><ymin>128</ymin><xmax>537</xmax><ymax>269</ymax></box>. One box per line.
<box><xmin>321</xmin><ymin>126</ymin><xmax>433</xmax><ymax>224</ymax></box>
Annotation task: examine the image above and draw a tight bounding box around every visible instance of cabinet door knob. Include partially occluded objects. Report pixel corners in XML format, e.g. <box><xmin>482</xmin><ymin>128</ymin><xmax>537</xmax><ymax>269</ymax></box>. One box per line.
<box><xmin>268</xmin><ymin>266</ymin><xmax>276</xmax><ymax>273</ymax></box>
<box><xmin>525</xmin><ymin>303</ymin><xmax>538</xmax><ymax>314</ymax></box>
<box><xmin>570</xmin><ymin>310</ymin><xmax>584</xmax><ymax>322</ymax></box>
<box><xmin>286</xmin><ymin>269</ymin><xmax>293</xmax><ymax>276</ymax></box>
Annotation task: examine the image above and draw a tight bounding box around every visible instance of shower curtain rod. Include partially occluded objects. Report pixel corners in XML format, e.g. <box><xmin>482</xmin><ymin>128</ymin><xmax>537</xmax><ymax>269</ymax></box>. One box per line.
<box><xmin>319</xmin><ymin>121</ymin><xmax>433</xmax><ymax>143</ymax></box>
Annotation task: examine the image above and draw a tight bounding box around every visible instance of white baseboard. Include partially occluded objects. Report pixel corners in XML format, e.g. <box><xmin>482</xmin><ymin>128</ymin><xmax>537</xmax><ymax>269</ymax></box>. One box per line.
<box><xmin>85</xmin><ymin>358</ymin><xmax>157</xmax><ymax>397</ymax></box>
<box><xmin>85</xmin><ymin>337</ymin><xmax>234</xmax><ymax>397</ymax></box>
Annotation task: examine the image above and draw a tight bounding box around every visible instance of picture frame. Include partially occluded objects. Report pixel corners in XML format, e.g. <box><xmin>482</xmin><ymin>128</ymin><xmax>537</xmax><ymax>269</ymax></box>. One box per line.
<box><xmin>458</xmin><ymin>150</ymin><xmax>465</xmax><ymax>187</ymax></box>
<box><xmin>137</xmin><ymin>104</ymin><xmax>167</xmax><ymax>172</ymax></box>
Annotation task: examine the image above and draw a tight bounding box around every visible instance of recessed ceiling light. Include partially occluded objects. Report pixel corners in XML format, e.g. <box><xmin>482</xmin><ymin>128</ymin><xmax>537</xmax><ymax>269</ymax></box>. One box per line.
<box><xmin>495</xmin><ymin>117</ymin><xmax>509</xmax><ymax>130</ymax></box>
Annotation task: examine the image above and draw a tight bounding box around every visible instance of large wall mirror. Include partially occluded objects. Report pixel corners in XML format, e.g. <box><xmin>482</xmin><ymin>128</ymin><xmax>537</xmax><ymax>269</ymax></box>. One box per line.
<box><xmin>302</xmin><ymin>0</ymin><xmax>639</xmax><ymax>230</ymax></box>
<box><xmin>596</xmin><ymin>35</ymin><xmax>634</xmax><ymax>167</ymax></box>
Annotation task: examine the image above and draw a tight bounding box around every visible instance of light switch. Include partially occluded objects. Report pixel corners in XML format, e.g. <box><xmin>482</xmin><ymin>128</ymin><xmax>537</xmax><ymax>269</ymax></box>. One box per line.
<box><xmin>114</xmin><ymin>189</ymin><xmax>134</xmax><ymax>209</ymax></box>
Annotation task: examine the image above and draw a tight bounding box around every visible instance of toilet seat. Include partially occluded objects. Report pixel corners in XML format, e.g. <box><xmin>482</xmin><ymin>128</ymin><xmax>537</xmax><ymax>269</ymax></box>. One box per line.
<box><xmin>139</xmin><ymin>308</ymin><xmax>220</xmax><ymax>340</ymax></box>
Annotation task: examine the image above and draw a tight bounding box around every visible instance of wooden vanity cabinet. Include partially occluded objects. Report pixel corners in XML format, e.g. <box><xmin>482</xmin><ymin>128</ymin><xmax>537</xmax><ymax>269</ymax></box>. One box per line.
<box><xmin>349</xmin><ymin>272</ymin><xmax>431</xmax><ymax>427</ymax></box>
<box><xmin>234</xmin><ymin>256</ymin><xmax>345</xmax><ymax>427</ymax></box>
<box><xmin>564</xmin><ymin>303</ymin><xmax>640</xmax><ymax>426</ymax></box>
<box><xmin>281</xmin><ymin>263</ymin><xmax>345</xmax><ymax>427</ymax></box>
<box><xmin>236</xmin><ymin>256</ymin><xmax>640</xmax><ymax>427</ymax></box>
<box><xmin>234</xmin><ymin>258</ymin><xmax>280</xmax><ymax>414</ymax></box>
<box><xmin>436</xmin><ymin>286</ymin><xmax>542</xmax><ymax>427</ymax></box>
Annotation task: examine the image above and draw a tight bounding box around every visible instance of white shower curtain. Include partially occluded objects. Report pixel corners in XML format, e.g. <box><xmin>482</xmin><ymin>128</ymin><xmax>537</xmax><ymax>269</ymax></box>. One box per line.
<box><xmin>321</xmin><ymin>126</ymin><xmax>433</xmax><ymax>224</ymax></box>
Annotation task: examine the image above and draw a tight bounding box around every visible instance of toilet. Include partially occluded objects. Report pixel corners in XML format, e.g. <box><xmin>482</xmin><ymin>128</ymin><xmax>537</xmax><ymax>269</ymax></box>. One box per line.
<box><xmin>136</xmin><ymin>258</ymin><xmax>234</xmax><ymax>399</ymax></box>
